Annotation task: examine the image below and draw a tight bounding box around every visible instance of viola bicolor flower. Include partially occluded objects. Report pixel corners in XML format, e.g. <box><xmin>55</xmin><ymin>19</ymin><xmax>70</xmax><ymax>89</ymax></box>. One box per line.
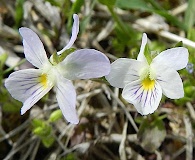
<box><xmin>106</xmin><ymin>33</ymin><xmax>189</xmax><ymax>115</ymax></box>
<box><xmin>5</xmin><ymin>14</ymin><xmax>110</xmax><ymax>124</ymax></box>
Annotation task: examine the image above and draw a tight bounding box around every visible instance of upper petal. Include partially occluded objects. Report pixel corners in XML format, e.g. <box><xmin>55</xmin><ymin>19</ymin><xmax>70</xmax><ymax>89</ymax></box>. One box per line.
<box><xmin>55</xmin><ymin>76</ymin><xmax>79</xmax><ymax>124</ymax></box>
<box><xmin>137</xmin><ymin>33</ymin><xmax>148</xmax><ymax>63</ymax></box>
<box><xmin>105</xmin><ymin>58</ymin><xmax>145</xmax><ymax>88</ymax></box>
<box><xmin>58</xmin><ymin>49</ymin><xmax>111</xmax><ymax>80</ymax></box>
<box><xmin>4</xmin><ymin>69</ymin><xmax>53</xmax><ymax>114</ymax></box>
<box><xmin>57</xmin><ymin>14</ymin><xmax>79</xmax><ymax>55</ymax></box>
<box><xmin>122</xmin><ymin>80</ymin><xmax>162</xmax><ymax>115</ymax></box>
<box><xmin>19</xmin><ymin>27</ymin><xmax>50</xmax><ymax>68</ymax></box>
<box><xmin>151</xmin><ymin>62</ymin><xmax>184</xmax><ymax>99</ymax></box>
<box><xmin>152</xmin><ymin>47</ymin><xmax>189</xmax><ymax>70</ymax></box>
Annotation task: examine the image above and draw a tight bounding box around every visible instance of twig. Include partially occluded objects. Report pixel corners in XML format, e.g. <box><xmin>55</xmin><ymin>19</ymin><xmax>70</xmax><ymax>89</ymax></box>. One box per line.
<box><xmin>0</xmin><ymin>119</ymin><xmax>29</xmax><ymax>142</ymax></box>
<box><xmin>172</xmin><ymin>145</ymin><xmax>186</xmax><ymax>160</ymax></box>
<box><xmin>102</xmin><ymin>85</ymin><xmax>138</xmax><ymax>132</ymax></box>
<box><xmin>170</xmin><ymin>3</ymin><xmax>188</xmax><ymax>16</ymax></box>
<box><xmin>183</xmin><ymin>115</ymin><xmax>193</xmax><ymax>160</ymax></box>
<box><xmin>158</xmin><ymin>30</ymin><xmax>195</xmax><ymax>48</ymax></box>
<box><xmin>133</xmin><ymin>14</ymin><xmax>195</xmax><ymax>48</ymax></box>
<box><xmin>119</xmin><ymin>121</ymin><xmax>128</xmax><ymax>160</ymax></box>
<box><xmin>30</xmin><ymin>139</ymin><xmax>41</xmax><ymax>160</ymax></box>
<box><xmin>4</xmin><ymin>136</ymin><xmax>36</xmax><ymax>160</ymax></box>
<box><xmin>186</xmin><ymin>102</ymin><xmax>195</xmax><ymax>121</ymax></box>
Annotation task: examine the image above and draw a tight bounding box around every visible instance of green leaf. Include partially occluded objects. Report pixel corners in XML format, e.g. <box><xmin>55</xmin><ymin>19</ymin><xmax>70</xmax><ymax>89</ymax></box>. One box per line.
<box><xmin>71</xmin><ymin>0</ymin><xmax>85</xmax><ymax>13</ymax></box>
<box><xmin>67</xmin><ymin>0</ymin><xmax>84</xmax><ymax>31</ymax></box>
<box><xmin>116</xmin><ymin>0</ymin><xmax>187</xmax><ymax>31</ymax></box>
<box><xmin>184</xmin><ymin>0</ymin><xmax>195</xmax><ymax>30</ymax></box>
<box><xmin>49</xmin><ymin>109</ymin><xmax>62</xmax><ymax>122</ymax></box>
<box><xmin>174</xmin><ymin>41</ymin><xmax>183</xmax><ymax>47</ymax></box>
<box><xmin>15</xmin><ymin>0</ymin><xmax>24</xmax><ymax>27</ymax></box>
<box><xmin>144</xmin><ymin>43</ymin><xmax>152</xmax><ymax>64</ymax></box>
<box><xmin>58</xmin><ymin>48</ymin><xmax>76</xmax><ymax>62</ymax></box>
<box><xmin>51</xmin><ymin>52</ymin><xmax>59</xmax><ymax>65</ymax></box>
<box><xmin>32</xmin><ymin>119</ymin><xmax>51</xmax><ymax>137</ymax></box>
<box><xmin>32</xmin><ymin>119</ymin><xmax>45</xmax><ymax>128</ymax></box>
<box><xmin>187</xmin><ymin>28</ymin><xmax>195</xmax><ymax>41</ymax></box>
<box><xmin>51</xmin><ymin>48</ymin><xmax>75</xmax><ymax>65</ymax></box>
<box><xmin>42</xmin><ymin>135</ymin><xmax>55</xmax><ymax>148</ymax></box>
<box><xmin>0</xmin><ymin>53</ymin><xmax>8</xmax><ymax>68</ymax></box>
<box><xmin>98</xmin><ymin>0</ymin><xmax>116</xmax><ymax>7</ymax></box>
<box><xmin>2</xmin><ymin>101</ymin><xmax>21</xmax><ymax>113</ymax></box>
<box><xmin>45</xmin><ymin>0</ymin><xmax>61</xmax><ymax>7</ymax></box>
<box><xmin>116</xmin><ymin>0</ymin><xmax>152</xmax><ymax>11</ymax></box>
<box><xmin>138</xmin><ymin>116</ymin><xmax>166</xmax><ymax>152</ymax></box>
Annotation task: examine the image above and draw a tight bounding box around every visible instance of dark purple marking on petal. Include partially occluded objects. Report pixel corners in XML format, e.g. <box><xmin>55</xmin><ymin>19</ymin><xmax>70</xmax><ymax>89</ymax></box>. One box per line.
<box><xmin>19</xmin><ymin>82</ymin><xmax>37</xmax><ymax>87</ymax></box>
<box><xmin>144</xmin><ymin>90</ymin><xmax>149</xmax><ymax>107</ymax></box>
<box><xmin>28</xmin><ymin>86</ymin><xmax>45</xmax><ymax>106</ymax></box>
<box><xmin>135</xmin><ymin>90</ymin><xmax>144</xmax><ymax>103</ymax></box>
<box><xmin>30</xmin><ymin>85</ymin><xmax>43</xmax><ymax>96</ymax></box>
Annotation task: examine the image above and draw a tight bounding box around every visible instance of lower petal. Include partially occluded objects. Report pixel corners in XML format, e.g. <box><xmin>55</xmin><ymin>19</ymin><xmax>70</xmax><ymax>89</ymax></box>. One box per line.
<box><xmin>4</xmin><ymin>69</ymin><xmax>53</xmax><ymax>114</ymax></box>
<box><xmin>55</xmin><ymin>76</ymin><xmax>79</xmax><ymax>124</ymax></box>
<box><xmin>122</xmin><ymin>80</ymin><xmax>162</xmax><ymax>115</ymax></box>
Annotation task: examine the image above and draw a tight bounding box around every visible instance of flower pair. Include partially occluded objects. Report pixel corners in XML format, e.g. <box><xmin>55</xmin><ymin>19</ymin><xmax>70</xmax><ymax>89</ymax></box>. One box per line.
<box><xmin>5</xmin><ymin>14</ymin><xmax>189</xmax><ymax>124</ymax></box>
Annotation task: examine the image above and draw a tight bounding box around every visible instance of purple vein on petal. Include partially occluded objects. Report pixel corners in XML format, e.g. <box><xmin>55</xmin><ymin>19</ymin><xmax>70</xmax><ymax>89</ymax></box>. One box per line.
<box><xmin>143</xmin><ymin>90</ymin><xmax>149</xmax><ymax>107</ymax></box>
<box><xmin>28</xmin><ymin>86</ymin><xmax>45</xmax><ymax>106</ymax></box>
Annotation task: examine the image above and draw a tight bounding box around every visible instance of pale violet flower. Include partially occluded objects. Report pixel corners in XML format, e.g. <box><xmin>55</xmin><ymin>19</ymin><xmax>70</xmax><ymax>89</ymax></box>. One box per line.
<box><xmin>5</xmin><ymin>14</ymin><xmax>110</xmax><ymax>124</ymax></box>
<box><xmin>106</xmin><ymin>33</ymin><xmax>189</xmax><ymax>115</ymax></box>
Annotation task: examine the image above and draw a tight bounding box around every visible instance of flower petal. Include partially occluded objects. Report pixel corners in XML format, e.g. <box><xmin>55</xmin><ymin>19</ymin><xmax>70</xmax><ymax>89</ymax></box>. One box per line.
<box><xmin>137</xmin><ymin>33</ymin><xmax>148</xmax><ymax>63</ymax></box>
<box><xmin>57</xmin><ymin>14</ymin><xmax>79</xmax><ymax>55</ymax></box>
<box><xmin>55</xmin><ymin>76</ymin><xmax>79</xmax><ymax>124</ymax></box>
<box><xmin>151</xmin><ymin>63</ymin><xmax>184</xmax><ymax>99</ymax></box>
<box><xmin>152</xmin><ymin>47</ymin><xmax>189</xmax><ymax>70</ymax></box>
<box><xmin>122</xmin><ymin>80</ymin><xmax>162</xmax><ymax>115</ymax></box>
<box><xmin>58</xmin><ymin>49</ymin><xmax>110</xmax><ymax>80</ymax></box>
<box><xmin>105</xmin><ymin>58</ymin><xmax>144</xmax><ymax>88</ymax></box>
<box><xmin>19</xmin><ymin>27</ymin><xmax>50</xmax><ymax>68</ymax></box>
<box><xmin>4</xmin><ymin>69</ymin><xmax>53</xmax><ymax>114</ymax></box>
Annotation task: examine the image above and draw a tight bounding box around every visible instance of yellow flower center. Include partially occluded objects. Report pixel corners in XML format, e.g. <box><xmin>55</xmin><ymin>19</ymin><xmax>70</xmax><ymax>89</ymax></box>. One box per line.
<box><xmin>142</xmin><ymin>77</ymin><xmax>155</xmax><ymax>90</ymax></box>
<box><xmin>39</xmin><ymin>74</ymin><xmax>48</xmax><ymax>88</ymax></box>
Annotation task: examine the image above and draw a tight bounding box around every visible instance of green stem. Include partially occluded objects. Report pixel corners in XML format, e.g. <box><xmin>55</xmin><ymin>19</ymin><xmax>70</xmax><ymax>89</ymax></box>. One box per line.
<box><xmin>108</xmin><ymin>6</ymin><xmax>125</xmax><ymax>31</ymax></box>
<box><xmin>145</xmin><ymin>0</ymin><xmax>165</xmax><ymax>10</ymax></box>
<box><xmin>3</xmin><ymin>58</ymin><xmax>26</xmax><ymax>74</ymax></box>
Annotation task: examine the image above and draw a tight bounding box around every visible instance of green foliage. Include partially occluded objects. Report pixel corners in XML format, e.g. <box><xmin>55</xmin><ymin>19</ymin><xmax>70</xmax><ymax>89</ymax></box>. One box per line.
<box><xmin>58</xmin><ymin>48</ymin><xmax>76</xmax><ymax>62</ymax></box>
<box><xmin>67</xmin><ymin>0</ymin><xmax>85</xmax><ymax>31</ymax></box>
<box><xmin>0</xmin><ymin>53</ymin><xmax>8</xmax><ymax>70</ymax></box>
<box><xmin>52</xmin><ymin>48</ymin><xmax>76</xmax><ymax>65</ymax></box>
<box><xmin>174</xmin><ymin>41</ymin><xmax>183</xmax><ymax>47</ymax></box>
<box><xmin>175</xmin><ymin>78</ymin><xmax>195</xmax><ymax>105</ymax></box>
<box><xmin>64</xmin><ymin>153</ymin><xmax>77</xmax><ymax>160</ymax></box>
<box><xmin>15</xmin><ymin>0</ymin><xmax>24</xmax><ymax>27</ymax></box>
<box><xmin>144</xmin><ymin>43</ymin><xmax>152</xmax><ymax>64</ymax></box>
<box><xmin>98</xmin><ymin>0</ymin><xmax>116</xmax><ymax>7</ymax></box>
<box><xmin>116</xmin><ymin>0</ymin><xmax>151</xmax><ymax>11</ymax></box>
<box><xmin>49</xmin><ymin>109</ymin><xmax>63</xmax><ymax>122</ymax></box>
<box><xmin>32</xmin><ymin>119</ymin><xmax>55</xmax><ymax>148</ymax></box>
<box><xmin>71</xmin><ymin>0</ymin><xmax>85</xmax><ymax>13</ymax></box>
<box><xmin>116</xmin><ymin>0</ymin><xmax>187</xmax><ymax>31</ymax></box>
<box><xmin>45</xmin><ymin>0</ymin><xmax>62</xmax><ymax>7</ymax></box>
<box><xmin>0</xmin><ymin>53</ymin><xmax>22</xmax><ymax>113</ymax></box>
<box><xmin>184</xmin><ymin>0</ymin><xmax>195</xmax><ymax>30</ymax></box>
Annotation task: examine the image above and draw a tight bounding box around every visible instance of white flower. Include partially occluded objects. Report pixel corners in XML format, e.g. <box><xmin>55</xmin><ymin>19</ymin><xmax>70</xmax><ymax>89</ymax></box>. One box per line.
<box><xmin>5</xmin><ymin>14</ymin><xmax>110</xmax><ymax>124</ymax></box>
<box><xmin>106</xmin><ymin>33</ymin><xmax>189</xmax><ymax>115</ymax></box>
